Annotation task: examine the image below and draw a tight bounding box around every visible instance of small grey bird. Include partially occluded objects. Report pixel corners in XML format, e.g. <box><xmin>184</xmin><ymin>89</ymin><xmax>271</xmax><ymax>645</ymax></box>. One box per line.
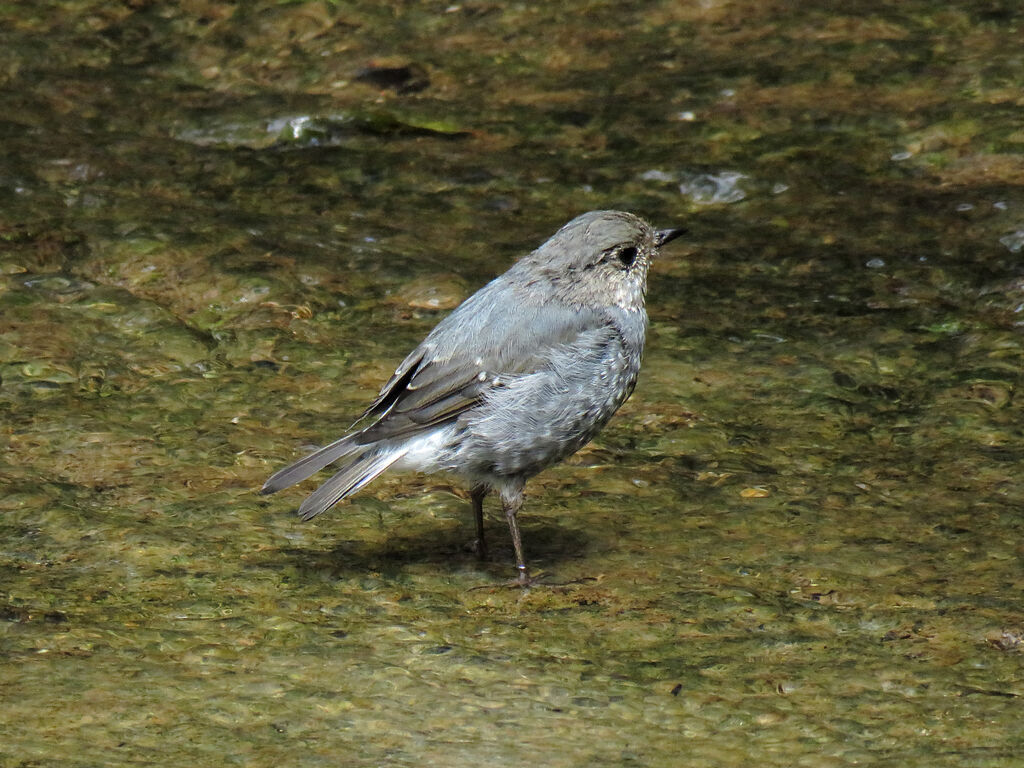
<box><xmin>262</xmin><ymin>210</ymin><xmax>683</xmax><ymax>583</ymax></box>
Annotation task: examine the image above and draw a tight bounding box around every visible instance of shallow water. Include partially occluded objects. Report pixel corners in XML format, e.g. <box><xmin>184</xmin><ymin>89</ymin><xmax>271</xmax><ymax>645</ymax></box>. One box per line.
<box><xmin>1</xmin><ymin>1</ymin><xmax>1023</xmax><ymax>766</ymax></box>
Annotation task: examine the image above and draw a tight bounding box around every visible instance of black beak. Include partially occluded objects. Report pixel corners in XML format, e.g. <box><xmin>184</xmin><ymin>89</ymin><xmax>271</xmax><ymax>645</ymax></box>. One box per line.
<box><xmin>655</xmin><ymin>227</ymin><xmax>686</xmax><ymax>247</ymax></box>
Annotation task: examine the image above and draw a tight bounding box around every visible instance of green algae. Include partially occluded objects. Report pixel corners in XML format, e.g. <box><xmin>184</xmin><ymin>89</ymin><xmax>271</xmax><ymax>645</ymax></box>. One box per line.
<box><xmin>1</xmin><ymin>1</ymin><xmax>1023</xmax><ymax>766</ymax></box>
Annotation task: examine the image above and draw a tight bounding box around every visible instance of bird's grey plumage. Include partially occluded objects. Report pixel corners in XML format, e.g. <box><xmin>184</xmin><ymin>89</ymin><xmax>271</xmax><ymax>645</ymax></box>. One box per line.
<box><xmin>261</xmin><ymin>210</ymin><xmax>684</xmax><ymax>583</ymax></box>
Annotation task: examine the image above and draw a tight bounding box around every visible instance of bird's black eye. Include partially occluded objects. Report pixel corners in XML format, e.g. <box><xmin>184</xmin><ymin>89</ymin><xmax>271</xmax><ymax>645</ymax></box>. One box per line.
<box><xmin>616</xmin><ymin>246</ymin><xmax>638</xmax><ymax>268</ymax></box>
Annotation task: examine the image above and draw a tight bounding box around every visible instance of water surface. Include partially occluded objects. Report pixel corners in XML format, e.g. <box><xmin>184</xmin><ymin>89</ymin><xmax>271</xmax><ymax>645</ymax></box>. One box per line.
<box><xmin>1</xmin><ymin>2</ymin><xmax>1022</xmax><ymax>766</ymax></box>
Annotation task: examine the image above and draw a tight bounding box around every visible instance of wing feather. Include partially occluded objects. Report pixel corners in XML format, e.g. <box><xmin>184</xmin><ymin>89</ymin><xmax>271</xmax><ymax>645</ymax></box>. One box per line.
<box><xmin>353</xmin><ymin>294</ymin><xmax>606</xmax><ymax>444</ymax></box>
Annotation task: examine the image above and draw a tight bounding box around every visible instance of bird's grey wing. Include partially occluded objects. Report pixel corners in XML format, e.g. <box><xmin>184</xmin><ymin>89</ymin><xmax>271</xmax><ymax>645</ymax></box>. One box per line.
<box><xmin>357</xmin><ymin>281</ymin><xmax>510</xmax><ymax>423</ymax></box>
<box><xmin>356</xmin><ymin>292</ymin><xmax>605</xmax><ymax>443</ymax></box>
<box><xmin>355</xmin><ymin>355</ymin><xmax>514</xmax><ymax>443</ymax></box>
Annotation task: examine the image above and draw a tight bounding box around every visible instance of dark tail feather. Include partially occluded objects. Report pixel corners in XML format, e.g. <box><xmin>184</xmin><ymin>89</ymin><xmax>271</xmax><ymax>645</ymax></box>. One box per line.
<box><xmin>261</xmin><ymin>434</ymin><xmax>360</xmax><ymax>495</ymax></box>
<box><xmin>297</xmin><ymin>448</ymin><xmax>407</xmax><ymax>521</ymax></box>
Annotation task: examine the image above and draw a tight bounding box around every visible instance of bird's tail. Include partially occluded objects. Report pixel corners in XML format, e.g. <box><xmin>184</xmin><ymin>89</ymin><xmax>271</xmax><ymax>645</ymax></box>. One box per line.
<box><xmin>261</xmin><ymin>434</ymin><xmax>362</xmax><ymax>496</ymax></box>
<box><xmin>297</xmin><ymin>448</ymin><xmax>408</xmax><ymax>521</ymax></box>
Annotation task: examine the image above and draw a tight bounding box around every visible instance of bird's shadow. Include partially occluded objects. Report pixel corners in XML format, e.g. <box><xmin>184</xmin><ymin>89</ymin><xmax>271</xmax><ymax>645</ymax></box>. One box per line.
<box><xmin>254</xmin><ymin>513</ymin><xmax>592</xmax><ymax>583</ymax></box>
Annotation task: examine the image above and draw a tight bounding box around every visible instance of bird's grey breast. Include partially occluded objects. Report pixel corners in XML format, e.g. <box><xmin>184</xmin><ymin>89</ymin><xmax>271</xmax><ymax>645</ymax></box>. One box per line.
<box><xmin>448</xmin><ymin>303</ymin><xmax>648</xmax><ymax>480</ymax></box>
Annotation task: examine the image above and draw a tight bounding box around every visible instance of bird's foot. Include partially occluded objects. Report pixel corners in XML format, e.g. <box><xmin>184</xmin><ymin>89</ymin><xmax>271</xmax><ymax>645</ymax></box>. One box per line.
<box><xmin>501</xmin><ymin>572</ymin><xmax>599</xmax><ymax>589</ymax></box>
<box><xmin>468</xmin><ymin>568</ymin><xmax>546</xmax><ymax>591</ymax></box>
<box><xmin>503</xmin><ymin>566</ymin><xmax>545</xmax><ymax>588</ymax></box>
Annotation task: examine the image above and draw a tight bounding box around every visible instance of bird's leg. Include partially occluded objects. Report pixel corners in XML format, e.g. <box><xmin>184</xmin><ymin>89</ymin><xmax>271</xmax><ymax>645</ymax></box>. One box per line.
<box><xmin>470</xmin><ymin>485</ymin><xmax>488</xmax><ymax>560</ymax></box>
<box><xmin>500</xmin><ymin>483</ymin><xmax>529</xmax><ymax>585</ymax></box>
